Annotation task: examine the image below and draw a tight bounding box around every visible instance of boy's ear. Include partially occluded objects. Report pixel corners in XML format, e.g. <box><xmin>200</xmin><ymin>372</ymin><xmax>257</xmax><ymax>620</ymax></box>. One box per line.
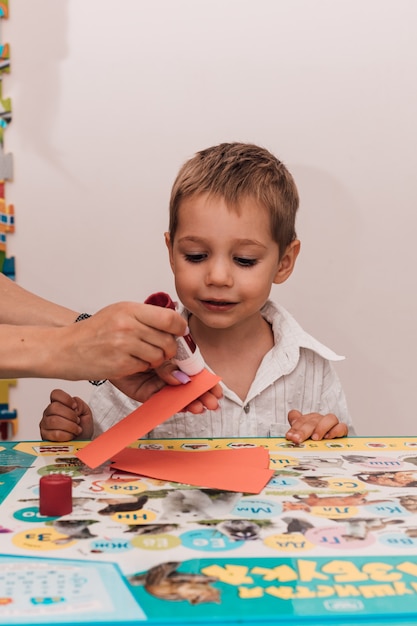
<box><xmin>164</xmin><ymin>232</ymin><xmax>175</xmax><ymax>272</ymax></box>
<box><xmin>273</xmin><ymin>239</ymin><xmax>301</xmax><ymax>285</ymax></box>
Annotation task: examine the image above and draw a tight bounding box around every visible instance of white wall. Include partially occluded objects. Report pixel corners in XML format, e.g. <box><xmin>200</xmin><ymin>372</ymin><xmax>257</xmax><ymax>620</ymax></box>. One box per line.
<box><xmin>3</xmin><ymin>0</ymin><xmax>417</xmax><ymax>440</ymax></box>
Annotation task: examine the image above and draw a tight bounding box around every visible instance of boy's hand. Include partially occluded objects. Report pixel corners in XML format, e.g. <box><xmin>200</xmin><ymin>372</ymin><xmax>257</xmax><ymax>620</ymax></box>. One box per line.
<box><xmin>111</xmin><ymin>361</ymin><xmax>223</xmax><ymax>413</ymax></box>
<box><xmin>40</xmin><ymin>389</ymin><xmax>94</xmax><ymax>441</ymax></box>
<box><xmin>285</xmin><ymin>409</ymin><xmax>348</xmax><ymax>444</ymax></box>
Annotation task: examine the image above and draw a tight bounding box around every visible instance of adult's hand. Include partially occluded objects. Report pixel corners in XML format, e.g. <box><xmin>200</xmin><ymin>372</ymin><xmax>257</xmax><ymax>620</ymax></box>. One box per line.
<box><xmin>56</xmin><ymin>302</ymin><xmax>188</xmax><ymax>380</ymax></box>
<box><xmin>111</xmin><ymin>360</ymin><xmax>223</xmax><ymax>412</ymax></box>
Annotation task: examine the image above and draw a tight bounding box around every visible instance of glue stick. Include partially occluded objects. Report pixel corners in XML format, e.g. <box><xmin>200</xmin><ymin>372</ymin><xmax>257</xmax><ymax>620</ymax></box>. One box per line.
<box><xmin>145</xmin><ymin>292</ymin><xmax>205</xmax><ymax>376</ymax></box>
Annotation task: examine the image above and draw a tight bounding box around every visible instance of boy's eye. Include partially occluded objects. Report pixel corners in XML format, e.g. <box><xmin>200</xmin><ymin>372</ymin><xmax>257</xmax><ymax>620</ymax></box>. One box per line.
<box><xmin>234</xmin><ymin>257</ymin><xmax>257</xmax><ymax>267</ymax></box>
<box><xmin>184</xmin><ymin>253</ymin><xmax>207</xmax><ymax>263</ymax></box>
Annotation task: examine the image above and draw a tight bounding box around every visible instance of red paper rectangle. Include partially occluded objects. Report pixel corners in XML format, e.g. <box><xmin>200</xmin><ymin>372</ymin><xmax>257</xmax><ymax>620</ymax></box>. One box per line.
<box><xmin>110</xmin><ymin>447</ymin><xmax>273</xmax><ymax>493</ymax></box>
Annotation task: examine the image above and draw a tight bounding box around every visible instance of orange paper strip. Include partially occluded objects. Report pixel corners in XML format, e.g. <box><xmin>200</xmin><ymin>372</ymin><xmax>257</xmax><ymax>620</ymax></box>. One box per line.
<box><xmin>110</xmin><ymin>447</ymin><xmax>273</xmax><ymax>493</ymax></box>
<box><xmin>112</xmin><ymin>446</ymin><xmax>269</xmax><ymax>466</ymax></box>
<box><xmin>76</xmin><ymin>369</ymin><xmax>221</xmax><ymax>469</ymax></box>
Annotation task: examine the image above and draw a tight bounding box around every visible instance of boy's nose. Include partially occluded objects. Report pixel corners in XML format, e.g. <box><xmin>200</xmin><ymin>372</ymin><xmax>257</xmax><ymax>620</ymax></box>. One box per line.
<box><xmin>205</xmin><ymin>259</ymin><xmax>233</xmax><ymax>286</ymax></box>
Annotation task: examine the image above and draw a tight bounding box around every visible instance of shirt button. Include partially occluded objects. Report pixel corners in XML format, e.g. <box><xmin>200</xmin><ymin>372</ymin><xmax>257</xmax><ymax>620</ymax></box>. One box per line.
<box><xmin>243</xmin><ymin>403</ymin><xmax>250</xmax><ymax>414</ymax></box>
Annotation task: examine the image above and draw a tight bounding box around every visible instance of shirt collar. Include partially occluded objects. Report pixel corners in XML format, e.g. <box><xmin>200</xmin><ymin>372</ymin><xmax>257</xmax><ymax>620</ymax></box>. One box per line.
<box><xmin>262</xmin><ymin>300</ymin><xmax>344</xmax><ymax>364</ymax></box>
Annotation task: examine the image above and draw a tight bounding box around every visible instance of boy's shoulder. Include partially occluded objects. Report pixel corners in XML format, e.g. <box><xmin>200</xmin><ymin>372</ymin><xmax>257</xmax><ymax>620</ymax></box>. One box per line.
<box><xmin>262</xmin><ymin>300</ymin><xmax>344</xmax><ymax>363</ymax></box>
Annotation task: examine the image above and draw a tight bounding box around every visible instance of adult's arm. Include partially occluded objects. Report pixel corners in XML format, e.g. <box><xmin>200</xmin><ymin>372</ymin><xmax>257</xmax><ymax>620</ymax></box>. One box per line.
<box><xmin>0</xmin><ymin>273</ymin><xmax>76</xmax><ymax>326</ymax></box>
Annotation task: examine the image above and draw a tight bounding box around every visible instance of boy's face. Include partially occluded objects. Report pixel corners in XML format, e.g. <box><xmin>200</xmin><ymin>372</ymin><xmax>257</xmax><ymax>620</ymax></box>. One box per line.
<box><xmin>165</xmin><ymin>193</ymin><xmax>299</xmax><ymax>332</ymax></box>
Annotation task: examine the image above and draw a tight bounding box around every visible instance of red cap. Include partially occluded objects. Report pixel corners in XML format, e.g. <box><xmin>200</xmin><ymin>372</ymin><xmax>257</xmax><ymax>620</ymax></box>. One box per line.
<box><xmin>39</xmin><ymin>474</ymin><xmax>72</xmax><ymax>517</ymax></box>
<box><xmin>144</xmin><ymin>292</ymin><xmax>176</xmax><ymax>310</ymax></box>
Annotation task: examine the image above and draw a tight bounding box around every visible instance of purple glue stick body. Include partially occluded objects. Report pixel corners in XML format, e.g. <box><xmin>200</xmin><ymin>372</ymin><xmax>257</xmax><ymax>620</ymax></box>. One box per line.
<box><xmin>145</xmin><ymin>292</ymin><xmax>205</xmax><ymax>376</ymax></box>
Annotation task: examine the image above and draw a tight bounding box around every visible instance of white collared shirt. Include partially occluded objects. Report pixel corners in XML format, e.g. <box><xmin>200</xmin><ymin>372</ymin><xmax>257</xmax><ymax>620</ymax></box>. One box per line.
<box><xmin>91</xmin><ymin>300</ymin><xmax>355</xmax><ymax>439</ymax></box>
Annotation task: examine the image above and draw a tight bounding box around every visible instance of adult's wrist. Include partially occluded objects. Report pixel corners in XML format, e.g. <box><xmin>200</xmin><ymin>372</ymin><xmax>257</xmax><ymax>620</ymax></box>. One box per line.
<box><xmin>74</xmin><ymin>313</ymin><xmax>107</xmax><ymax>386</ymax></box>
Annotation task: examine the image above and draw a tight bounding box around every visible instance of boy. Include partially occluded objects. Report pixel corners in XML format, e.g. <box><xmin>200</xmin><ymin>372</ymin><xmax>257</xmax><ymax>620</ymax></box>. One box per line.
<box><xmin>40</xmin><ymin>142</ymin><xmax>355</xmax><ymax>444</ymax></box>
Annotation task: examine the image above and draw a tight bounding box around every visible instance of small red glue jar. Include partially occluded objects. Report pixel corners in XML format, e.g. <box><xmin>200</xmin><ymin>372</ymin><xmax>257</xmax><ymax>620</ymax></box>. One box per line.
<box><xmin>39</xmin><ymin>474</ymin><xmax>72</xmax><ymax>517</ymax></box>
<box><xmin>145</xmin><ymin>292</ymin><xmax>205</xmax><ymax>376</ymax></box>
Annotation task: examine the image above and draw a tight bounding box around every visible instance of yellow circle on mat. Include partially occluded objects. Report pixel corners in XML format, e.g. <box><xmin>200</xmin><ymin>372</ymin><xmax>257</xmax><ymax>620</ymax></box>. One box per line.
<box><xmin>264</xmin><ymin>532</ymin><xmax>314</xmax><ymax>551</ymax></box>
<box><xmin>12</xmin><ymin>527</ymin><xmax>77</xmax><ymax>551</ymax></box>
<box><xmin>131</xmin><ymin>533</ymin><xmax>181</xmax><ymax>550</ymax></box>
<box><xmin>101</xmin><ymin>481</ymin><xmax>147</xmax><ymax>495</ymax></box>
<box><xmin>110</xmin><ymin>509</ymin><xmax>157</xmax><ymax>524</ymax></box>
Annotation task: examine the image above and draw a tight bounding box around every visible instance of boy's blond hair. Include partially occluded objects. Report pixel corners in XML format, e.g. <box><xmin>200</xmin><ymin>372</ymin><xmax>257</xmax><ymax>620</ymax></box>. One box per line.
<box><xmin>169</xmin><ymin>142</ymin><xmax>299</xmax><ymax>255</ymax></box>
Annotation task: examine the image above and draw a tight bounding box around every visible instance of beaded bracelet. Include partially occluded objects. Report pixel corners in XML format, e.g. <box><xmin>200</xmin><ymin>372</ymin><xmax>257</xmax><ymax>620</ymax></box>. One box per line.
<box><xmin>74</xmin><ymin>313</ymin><xmax>92</xmax><ymax>323</ymax></box>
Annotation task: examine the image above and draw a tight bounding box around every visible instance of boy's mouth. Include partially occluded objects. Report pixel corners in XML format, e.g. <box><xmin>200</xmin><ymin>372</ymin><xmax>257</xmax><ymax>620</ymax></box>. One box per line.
<box><xmin>200</xmin><ymin>299</ymin><xmax>237</xmax><ymax>311</ymax></box>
